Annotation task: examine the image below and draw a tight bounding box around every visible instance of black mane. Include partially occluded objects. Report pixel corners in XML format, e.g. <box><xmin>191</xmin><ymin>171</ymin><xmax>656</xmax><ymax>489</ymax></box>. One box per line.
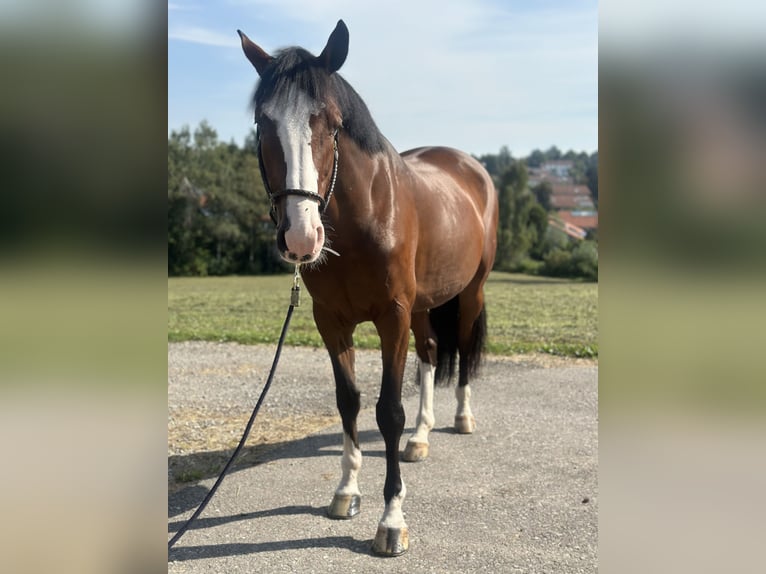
<box><xmin>253</xmin><ymin>47</ymin><xmax>386</xmax><ymax>154</ymax></box>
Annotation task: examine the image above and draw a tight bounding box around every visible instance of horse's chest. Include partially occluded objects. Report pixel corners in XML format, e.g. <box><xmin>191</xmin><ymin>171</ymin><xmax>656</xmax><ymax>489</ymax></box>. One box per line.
<box><xmin>302</xmin><ymin>263</ymin><xmax>402</xmax><ymax>320</ymax></box>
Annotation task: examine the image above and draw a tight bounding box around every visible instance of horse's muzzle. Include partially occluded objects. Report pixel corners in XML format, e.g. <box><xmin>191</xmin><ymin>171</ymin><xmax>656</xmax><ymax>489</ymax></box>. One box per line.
<box><xmin>278</xmin><ymin>218</ymin><xmax>325</xmax><ymax>263</ymax></box>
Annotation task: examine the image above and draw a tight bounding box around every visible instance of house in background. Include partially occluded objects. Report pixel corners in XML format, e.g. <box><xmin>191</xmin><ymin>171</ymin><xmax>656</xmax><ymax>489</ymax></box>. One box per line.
<box><xmin>540</xmin><ymin>160</ymin><xmax>573</xmax><ymax>179</ymax></box>
<box><xmin>528</xmin><ymin>161</ymin><xmax>598</xmax><ymax>240</ymax></box>
<box><xmin>550</xmin><ymin>210</ymin><xmax>599</xmax><ymax>239</ymax></box>
<box><xmin>528</xmin><ymin>160</ymin><xmax>575</xmax><ymax>187</ymax></box>
<box><xmin>549</xmin><ymin>183</ymin><xmax>595</xmax><ymax>211</ymax></box>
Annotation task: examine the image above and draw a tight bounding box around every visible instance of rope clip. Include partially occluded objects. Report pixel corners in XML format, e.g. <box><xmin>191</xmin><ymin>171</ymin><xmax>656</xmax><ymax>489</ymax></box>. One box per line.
<box><xmin>291</xmin><ymin>265</ymin><xmax>301</xmax><ymax>307</ymax></box>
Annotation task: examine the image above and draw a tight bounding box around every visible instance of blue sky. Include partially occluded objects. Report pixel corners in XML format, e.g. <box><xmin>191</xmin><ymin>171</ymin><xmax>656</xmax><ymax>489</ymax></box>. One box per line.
<box><xmin>168</xmin><ymin>0</ymin><xmax>598</xmax><ymax>157</ymax></box>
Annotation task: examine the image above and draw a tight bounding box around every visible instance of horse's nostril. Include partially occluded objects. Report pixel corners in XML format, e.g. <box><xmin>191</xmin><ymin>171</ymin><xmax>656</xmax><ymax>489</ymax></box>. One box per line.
<box><xmin>300</xmin><ymin>254</ymin><xmax>312</xmax><ymax>262</ymax></box>
<box><xmin>288</xmin><ymin>252</ymin><xmax>298</xmax><ymax>261</ymax></box>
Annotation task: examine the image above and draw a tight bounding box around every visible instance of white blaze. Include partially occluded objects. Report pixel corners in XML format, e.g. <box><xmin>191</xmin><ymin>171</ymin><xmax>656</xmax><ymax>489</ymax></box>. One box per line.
<box><xmin>262</xmin><ymin>85</ymin><xmax>325</xmax><ymax>260</ymax></box>
<box><xmin>262</xmin><ymin>85</ymin><xmax>321</xmax><ymax>193</ymax></box>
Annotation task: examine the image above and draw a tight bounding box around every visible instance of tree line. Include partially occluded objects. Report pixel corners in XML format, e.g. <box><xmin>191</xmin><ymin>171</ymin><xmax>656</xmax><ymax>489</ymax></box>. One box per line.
<box><xmin>168</xmin><ymin>123</ymin><xmax>597</xmax><ymax>280</ymax></box>
<box><xmin>168</xmin><ymin>121</ymin><xmax>285</xmax><ymax>276</ymax></box>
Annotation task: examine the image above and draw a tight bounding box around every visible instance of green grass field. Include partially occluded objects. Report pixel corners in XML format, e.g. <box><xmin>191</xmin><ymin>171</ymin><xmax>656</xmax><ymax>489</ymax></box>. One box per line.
<box><xmin>168</xmin><ymin>272</ymin><xmax>597</xmax><ymax>357</ymax></box>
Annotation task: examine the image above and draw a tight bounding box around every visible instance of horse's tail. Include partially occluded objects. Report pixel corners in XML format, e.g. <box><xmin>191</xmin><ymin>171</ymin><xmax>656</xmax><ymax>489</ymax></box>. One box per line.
<box><xmin>430</xmin><ymin>296</ymin><xmax>487</xmax><ymax>385</ymax></box>
<box><xmin>465</xmin><ymin>303</ymin><xmax>488</xmax><ymax>379</ymax></box>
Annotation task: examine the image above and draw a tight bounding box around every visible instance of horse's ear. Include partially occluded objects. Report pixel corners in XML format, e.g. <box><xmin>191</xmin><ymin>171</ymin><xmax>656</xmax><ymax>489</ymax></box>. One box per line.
<box><xmin>237</xmin><ymin>30</ymin><xmax>272</xmax><ymax>76</ymax></box>
<box><xmin>317</xmin><ymin>20</ymin><xmax>349</xmax><ymax>74</ymax></box>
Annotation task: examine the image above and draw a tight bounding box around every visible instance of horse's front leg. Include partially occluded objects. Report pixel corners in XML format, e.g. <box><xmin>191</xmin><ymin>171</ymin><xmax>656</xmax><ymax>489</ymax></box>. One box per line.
<box><xmin>371</xmin><ymin>301</ymin><xmax>411</xmax><ymax>556</ymax></box>
<box><xmin>314</xmin><ymin>305</ymin><xmax>362</xmax><ymax>520</ymax></box>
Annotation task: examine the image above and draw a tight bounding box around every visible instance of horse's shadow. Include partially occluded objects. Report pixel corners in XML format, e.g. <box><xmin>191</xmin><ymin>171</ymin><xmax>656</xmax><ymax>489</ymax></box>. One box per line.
<box><xmin>167</xmin><ymin>503</ymin><xmax>327</xmax><ymax>533</ymax></box>
<box><xmin>169</xmin><ymin>535</ymin><xmax>372</xmax><ymax>561</ymax></box>
<box><xmin>168</xmin><ymin>427</ymin><xmax>391</xmax><ymax>560</ymax></box>
<box><xmin>169</xmin><ymin>427</ymin><xmax>385</xmax><ymax>515</ymax></box>
<box><xmin>167</xmin><ymin>504</ymin><xmax>375</xmax><ymax>560</ymax></box>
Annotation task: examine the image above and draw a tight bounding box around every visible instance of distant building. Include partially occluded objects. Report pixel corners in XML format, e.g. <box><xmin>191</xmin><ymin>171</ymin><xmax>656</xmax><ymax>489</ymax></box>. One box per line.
<box><xmin>525</xmin><ymin>159</ymin><xmax>598</xmax><ymax>237</ymax></box>
<box><xmin>528</xmin><ymin>160</ymin><xmax>576</xmax><ymax>187</ymax></box>
<box><xmin>548</xmin><ymin>210</ymin><xmax>598</xmax><ymax>240</ymax></box>
<box><xmin>540</xmin><ymin>160</ymin><xmax>573</xmax><ymax>179</ymax></box>
<box><xmin>549</xmin><ymin>184</ymin><xmax>595</xmax><ymax>210</ymax></box>
<box><xmin>557</xmin><ymin>210</ymin><xmax>598</xmax><ymax>232</ymax></box>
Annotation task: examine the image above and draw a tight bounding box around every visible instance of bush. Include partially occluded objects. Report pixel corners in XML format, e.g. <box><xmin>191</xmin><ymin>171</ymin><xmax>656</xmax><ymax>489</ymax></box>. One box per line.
<box><xmin>541</xmin><ymin>248</ymin><xmax>573</xmax><ymax>277</ymax></box>
<box><xmin>539</xmin><ymin>240</ymin><xmax>598</xmax><ymax>281</ymax></box>
<box><xmin>518</xmin><ymin>257</ymin><xmax>544</xmax><ymax>275</ymax></box>
<box><xmin>571</xmin><ymin>241</ymin><xmax>598</xmax><ymax>280</ymax></box>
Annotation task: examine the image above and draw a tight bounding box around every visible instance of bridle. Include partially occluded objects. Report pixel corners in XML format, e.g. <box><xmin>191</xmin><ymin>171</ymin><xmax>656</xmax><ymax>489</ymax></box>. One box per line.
<box><xmin>256</xmin><ymin>126</ymin><xmax>340</xmax><ymax>225</ymax></box>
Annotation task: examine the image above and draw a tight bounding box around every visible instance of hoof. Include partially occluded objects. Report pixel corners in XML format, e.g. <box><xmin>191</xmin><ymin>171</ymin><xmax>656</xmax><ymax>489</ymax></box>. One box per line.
<box><xmin>371</xmin><ymin>525</ymin><xmax>409</xmax><ymax>556</ymax></box>
<box><xmin>402</xmin><ymin>440</ymin><xmax>429</xmax><ymax>462</ymax></box>
<box><xmin>454</xmin><ymin>415</ymin><xmax>476</xmax><ymax>434</ymax></box>
<box><xmin>327</xmin><ymin>493</ymin><xmax>360</xmax><ymax>519</ymax></box>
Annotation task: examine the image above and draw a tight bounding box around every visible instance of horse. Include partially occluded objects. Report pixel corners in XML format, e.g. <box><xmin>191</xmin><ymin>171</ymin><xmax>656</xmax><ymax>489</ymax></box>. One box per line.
<box><xmin>237</xmin><ymin>19</ymin><xmax>498</xmax><ymax>556</ymax></box>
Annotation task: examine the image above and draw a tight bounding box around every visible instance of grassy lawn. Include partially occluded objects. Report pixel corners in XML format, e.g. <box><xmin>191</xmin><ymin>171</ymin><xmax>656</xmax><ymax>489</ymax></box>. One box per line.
<box><xmin>168</xmin><ymin>271</ymin><xmax>597</xmax><ymax>357</ymax></box>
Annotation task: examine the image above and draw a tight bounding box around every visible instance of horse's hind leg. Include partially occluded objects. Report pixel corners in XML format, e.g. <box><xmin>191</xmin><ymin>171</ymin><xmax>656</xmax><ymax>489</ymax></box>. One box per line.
<box><xmin>455</xmin><ymin>285</ymin><xmax>488</xmax><ymax>434</ymax></box>
<box><xmin>314</xmin><ymin>305</ymin><xmax>362</xmax><ymax>520</ymax></box>
<box><xmin>402</xmin><ymin>311</ymin><xmax>437</xmax><ymax>462</ymax></box>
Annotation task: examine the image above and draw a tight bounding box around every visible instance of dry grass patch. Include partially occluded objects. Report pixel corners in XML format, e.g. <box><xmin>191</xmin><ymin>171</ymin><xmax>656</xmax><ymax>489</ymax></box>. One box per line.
<box><xmin>168</xmin><ymin>407</ymin><xmax>339</xmax><ymax>491</ymax></box>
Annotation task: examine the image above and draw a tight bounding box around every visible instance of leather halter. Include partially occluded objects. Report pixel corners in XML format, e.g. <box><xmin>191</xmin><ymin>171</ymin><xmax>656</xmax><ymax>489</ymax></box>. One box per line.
<box><xmin>256</xmin><ymin>127</ymin><xmax>339</xmax><ymax>225</ymax></box>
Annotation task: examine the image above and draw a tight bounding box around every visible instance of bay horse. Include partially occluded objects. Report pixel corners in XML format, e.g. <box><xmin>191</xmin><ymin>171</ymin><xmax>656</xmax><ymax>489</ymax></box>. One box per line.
<box><xmin>237</xmin><ymin>19</ymin><xmax>498</xmax><ymax>556</ymax></box>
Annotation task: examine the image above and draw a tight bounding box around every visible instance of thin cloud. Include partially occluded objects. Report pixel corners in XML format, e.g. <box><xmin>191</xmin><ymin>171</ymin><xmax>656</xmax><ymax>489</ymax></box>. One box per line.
<box><xmin>168</xmin><ymin>2</ymin><xmax>199</xmax><ymax>11</ymax></box>
<box><xmin>168</xmin><ymin>25</ymin><xmax>236</xmax><ymax>48</ymax></box>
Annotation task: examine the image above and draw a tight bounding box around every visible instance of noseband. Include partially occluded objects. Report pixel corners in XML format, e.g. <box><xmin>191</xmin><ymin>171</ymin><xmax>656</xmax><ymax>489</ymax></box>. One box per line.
<box><xmin>256</xmin><ymin>127</ymin><xmax>339</xmax><ymax>225</ymax></box>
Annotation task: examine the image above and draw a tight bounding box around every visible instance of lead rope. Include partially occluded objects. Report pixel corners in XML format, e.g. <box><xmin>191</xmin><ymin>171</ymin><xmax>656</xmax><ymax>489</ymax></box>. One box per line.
<box><xmin>168</xmin><ymin>266</ymin><xmax>302</xmax><ymax>550</ymax></box>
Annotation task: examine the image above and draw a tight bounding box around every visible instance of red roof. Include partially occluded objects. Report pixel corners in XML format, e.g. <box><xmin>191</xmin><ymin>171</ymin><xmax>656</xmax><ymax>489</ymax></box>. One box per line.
<box><xmin>551</xmin><ymin>183</ymin><xmax>592</xmax><ymax>197</ymax></box>
<box><xmin>551</xmin><ymin>195</ymin><xmax>594</xmax><ymax>209</ymax></box>
<box><xmin>556</xmin><ymin>210</ymin><xmax>598</xmax><ymax>230</ymax></box>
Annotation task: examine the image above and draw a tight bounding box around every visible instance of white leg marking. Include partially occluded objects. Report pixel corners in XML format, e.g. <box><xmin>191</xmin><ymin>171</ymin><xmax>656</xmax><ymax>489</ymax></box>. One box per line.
<box><xmin>407</xmin><ymin>359</ymin><xmax>435</xmax><ymax>446</ymax></box>
<box><xmin>335</xmin><ymin>433</ymin><xmax>362</xmax><ymax>497</ymax></box>
<box><xmin>378</xmin><ymin>479</ymin><xmax>407</xmax><ymax>529</ymax></box>
<box><xmin>456</xmin><ymin>384</ymin><xmax>474</xmax><ymax>421</ymax></box>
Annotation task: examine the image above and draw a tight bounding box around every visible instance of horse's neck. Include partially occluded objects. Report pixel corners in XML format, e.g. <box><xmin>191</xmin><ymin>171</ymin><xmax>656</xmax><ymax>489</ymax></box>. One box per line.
<box><xmin>336</xmin><ymin>135</ymin><xmax>404</xmax><ymax>201</ymax></box>
<box><xmin>325</xmin><ymin>136</ymin><xmax>405</xmax><ymax>249</ymax></box>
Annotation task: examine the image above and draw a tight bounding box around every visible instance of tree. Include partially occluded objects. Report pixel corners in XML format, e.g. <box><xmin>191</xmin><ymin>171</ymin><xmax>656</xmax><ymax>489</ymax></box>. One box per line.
<box><xmin>243</xmin><ymin>128</ymin><xmax>259</xmax><ymax>155</ymax></box>
<box><xmin>544</xmin><ymin>145</ymin><xmax>562</xmax><ymax>161</ymax></box>
<box><xmin>527</xmin><ymin>203</ymin><xmax>549</xmax><ymax>260</ymax></box>
<box><xmin>168</xmin><ymin>126</ymin><xmax>208</xmax><ymax>275</ymax></box>
<box><xmin>167</xmin><ymin>120</ymin><xmax>284</xmax><ymax>276</ymax></box>
<box><xmin>494</xmin><ymin>160</ymin><xmax>540</xmax><ymax>270</ymax></box>
<box><xmin>476</xmin><ymin>145</ymin><xmax>514</xmax><ymax>179</ymax></box>
<box><xmin>526</xmin><ymin>149</ymin><xmax>546</xmax><ymax>168</ymax></box>
<box><xmin>531</xmin><ymin>181</ymin><xmax>553</xmax><ymax>211</ymax></box>
<box><xmin>586</xmin><ymin>151</ymin><xmax>598</xmax><ymax>206</ymax></box>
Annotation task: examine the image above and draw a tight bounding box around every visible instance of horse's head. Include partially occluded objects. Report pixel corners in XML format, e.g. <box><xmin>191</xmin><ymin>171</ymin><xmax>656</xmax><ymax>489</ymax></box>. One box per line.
<box><xmin>238</xmin><ymin>20</ymin><xmax>349</xmax><ymax>265</ymax></box>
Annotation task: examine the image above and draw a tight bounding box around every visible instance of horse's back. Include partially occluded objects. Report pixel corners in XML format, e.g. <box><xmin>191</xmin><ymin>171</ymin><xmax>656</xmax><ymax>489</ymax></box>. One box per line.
<box><xmin>400</xmin><ymin>146</ymin><xmax>496</xmax><ymax>224</ymax></box>
<box><xmin>401</xmin><ymin>146</ymin><xmax>498</xmax><ymax>236</ymax></box>
<box><xmin>399</xmin><ymin>146</ymin><xmax>498</xmax><ymax>309</ymax></box>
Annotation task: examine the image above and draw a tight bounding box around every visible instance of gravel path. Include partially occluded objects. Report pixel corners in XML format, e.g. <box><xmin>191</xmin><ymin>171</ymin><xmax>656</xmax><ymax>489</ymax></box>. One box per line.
<box><xmin>168</xmin><ymin>342</ymin><xmax>596</xmax><ymax>463</ymax></box>
<box><xmin>168</xmin><ymin>341</ymin><xmax>593</xmax><ymax>417</ymax></box>
<box><xmin>168</xmin><ymin>341</ymin><xmax>418</xmax><ymax>419</ymax></box>
<box><xmin>168</xmin><ymin>342</ymin><xmax>598</xmax><ymax>572</ymax></box>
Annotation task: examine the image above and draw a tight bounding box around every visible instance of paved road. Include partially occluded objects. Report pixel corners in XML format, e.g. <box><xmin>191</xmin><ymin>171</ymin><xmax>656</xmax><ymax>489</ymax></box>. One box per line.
<box><xmin>168</xmin><ymin>344</ymin><xmax>597</xmax><ymax>573</ymax></box>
